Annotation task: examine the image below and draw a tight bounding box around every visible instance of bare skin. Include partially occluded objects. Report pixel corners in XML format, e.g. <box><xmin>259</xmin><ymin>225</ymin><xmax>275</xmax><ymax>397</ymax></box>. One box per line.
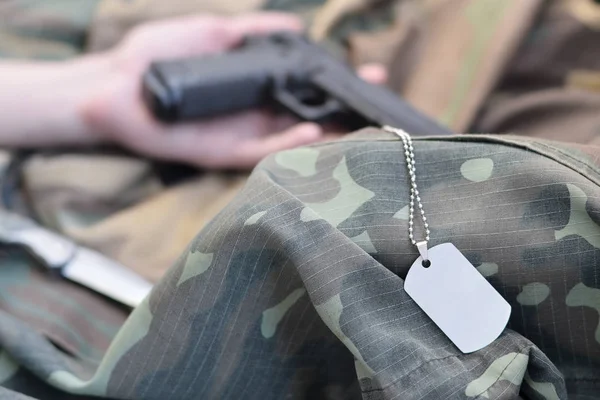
<box><xmin>0</xmin><ymin>13</ymin><xmax>385</xmax><ymax>168</ymax></box>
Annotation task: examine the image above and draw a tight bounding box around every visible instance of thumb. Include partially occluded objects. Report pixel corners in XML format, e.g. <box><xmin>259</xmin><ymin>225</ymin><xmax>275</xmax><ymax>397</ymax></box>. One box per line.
<box><xmin>356</xmin><ymin>63</ymin><xmax>388</xmax><ymax>85</ymax></box>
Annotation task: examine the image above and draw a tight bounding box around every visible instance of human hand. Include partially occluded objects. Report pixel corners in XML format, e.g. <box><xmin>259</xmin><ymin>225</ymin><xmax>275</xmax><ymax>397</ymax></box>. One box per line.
<box><xmin>82</xmin><ymin>13</ymin><xmax>386</xmax><ymax>168</ymax></box>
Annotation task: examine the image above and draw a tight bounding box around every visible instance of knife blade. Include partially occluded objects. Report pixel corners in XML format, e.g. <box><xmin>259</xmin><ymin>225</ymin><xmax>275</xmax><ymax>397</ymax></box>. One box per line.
<box><xmin>0</xmin><ymin>210</ymin><xmax>152</xmax><ymax>308</ymax></box>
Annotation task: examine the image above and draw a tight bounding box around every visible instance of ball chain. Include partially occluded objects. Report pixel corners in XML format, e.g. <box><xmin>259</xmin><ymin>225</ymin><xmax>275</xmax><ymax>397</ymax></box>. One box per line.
<box><xmin>383</xmin><ymin>126</ymin><xmax>430</xmax><ymax>246</ymax></box>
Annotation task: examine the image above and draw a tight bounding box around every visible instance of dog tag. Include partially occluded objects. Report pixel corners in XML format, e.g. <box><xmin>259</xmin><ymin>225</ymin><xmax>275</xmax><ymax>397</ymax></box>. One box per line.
<box><xmin>404</xmin><ymin>243</ymin><xmax>511</xmax><ymax>353</ymax></box>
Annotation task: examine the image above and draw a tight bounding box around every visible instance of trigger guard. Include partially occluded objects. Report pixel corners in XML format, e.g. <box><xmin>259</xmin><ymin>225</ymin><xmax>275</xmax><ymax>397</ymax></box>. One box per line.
<box><xmin>272</xmin><ymin>75</ymin><xmax>343</xmax><ymax>122</ymax></box>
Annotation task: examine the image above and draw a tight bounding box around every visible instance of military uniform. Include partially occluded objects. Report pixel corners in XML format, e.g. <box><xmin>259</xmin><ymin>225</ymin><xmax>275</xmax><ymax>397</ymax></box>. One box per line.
<box><xmin>1</xmin><ymin>0</ymin><xmax>600</xmax><ymax>399</ymax></box>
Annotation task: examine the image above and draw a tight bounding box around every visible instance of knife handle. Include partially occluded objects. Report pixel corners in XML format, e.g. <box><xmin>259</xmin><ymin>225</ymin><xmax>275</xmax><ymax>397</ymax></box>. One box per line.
<box><xmin>0</xmin><ymin>211</ymin><xmax>76</xmax><ymax>270</ymax></box>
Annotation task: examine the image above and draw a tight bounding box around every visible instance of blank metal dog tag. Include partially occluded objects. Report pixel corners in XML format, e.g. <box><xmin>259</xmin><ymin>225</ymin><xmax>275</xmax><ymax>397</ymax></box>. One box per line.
<box><xmin>404</xmin><ymin>243</ymin><xmax>511</xmax><ymax>353</ymax></box>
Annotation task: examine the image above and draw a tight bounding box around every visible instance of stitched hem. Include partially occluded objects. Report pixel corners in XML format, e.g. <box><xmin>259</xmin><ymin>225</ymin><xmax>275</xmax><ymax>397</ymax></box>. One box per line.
<box><xmin>302</xmin><ymin>130</ymin><xmax>600</xmax><ymax>187</ymax></box>
<box><xmin>361</xmin><ymin>344</ymin><xmax>532</xmax><ymax>394</ymax></box>
<box><xmin>472</xmin><ymin>352</ymin><xmax>521</xmax><ymax>399</ymax></box>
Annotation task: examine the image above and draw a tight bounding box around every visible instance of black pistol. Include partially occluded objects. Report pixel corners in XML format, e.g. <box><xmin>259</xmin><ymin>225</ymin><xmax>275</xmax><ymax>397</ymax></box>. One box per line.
<box><xmin>142</xmin><ymin>32</ymin><xmax>452</xmax><ymax>136</ymax></box>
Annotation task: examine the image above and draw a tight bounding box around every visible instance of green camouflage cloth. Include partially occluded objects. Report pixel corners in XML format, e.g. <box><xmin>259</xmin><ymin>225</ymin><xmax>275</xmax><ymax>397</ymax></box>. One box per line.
<box><xmin>0</xmin><ymin>0</ymin><xmax>101</xmax><ymax>59</ymax></box>
<box><xmin>0</xmin><ymin>0</ymin><xmax>397</xmax><ymax>61</ymax></box>
<box><xmin>2</xmin><ymin>0</ymin><xmax>600</xmax><ymax>399</ymax></box>
<box><xmin>2</xmin><ymin>128</ymin><xmax>600</xmax><ymax>399</ymax></box>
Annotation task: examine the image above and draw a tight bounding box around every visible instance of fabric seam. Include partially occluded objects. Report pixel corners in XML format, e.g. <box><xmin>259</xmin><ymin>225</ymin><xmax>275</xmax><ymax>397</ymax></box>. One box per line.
<box><xmin>472</xmin><ymin>351</ymin><xmax>521</xmax><ymax>399</ymax></box>
<box><xmin>301</xmin><ymin>132</ymin><xmax>600</xmax><ymax>188</ymax></box>
<box><xmin>533</xmin><ymin>141</ymin><xmax>600</xmax><ymax>177</ymax></box>
<box><xmin>361</xmin><ymin>344</ymin><xmax>531</xmax><ymax>394</ymax></box>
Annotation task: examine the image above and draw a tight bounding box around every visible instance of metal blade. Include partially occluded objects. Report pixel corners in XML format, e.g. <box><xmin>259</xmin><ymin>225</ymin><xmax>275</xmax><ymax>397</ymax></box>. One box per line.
<box><xmin>62</xmin><ymin>247</ymin><xmax>153</xmax><ymax>308</ymax></box>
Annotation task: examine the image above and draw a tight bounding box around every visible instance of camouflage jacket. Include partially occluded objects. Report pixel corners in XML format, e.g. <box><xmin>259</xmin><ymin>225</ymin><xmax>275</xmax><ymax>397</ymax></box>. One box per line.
<box><xmin>2</xmin><ymin>0</ymin><xmax>600</xmax><ymax>399</ymax></box>
<box><xmin>1</xmin><ymin>129</ymin><xmax>599</xmax><ymax>399</ymax></box>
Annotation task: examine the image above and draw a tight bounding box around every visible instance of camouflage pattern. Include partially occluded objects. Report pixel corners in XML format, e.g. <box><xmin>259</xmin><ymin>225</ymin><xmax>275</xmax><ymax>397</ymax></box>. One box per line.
<box><xmin>1</xmin><ymin>128</ymin><xmax>600</xmax><ymax>399</ymax></box>
<box><xmin>474</xmin><ymin>0</ymin><xmax>600</xmax><ymax>145</ymax></box>
<box><xmin>86</xmin><ymin>0</ymin><xmax>399</xmax><ymax>61</ymax></box>
<box><xmin>0</xmin><ymin>0</ymin><xmax>101</xmax><ymax>60</ymax></box>
<box><xmin>385</xmin><ymin>0</ymin><xmax>544</xmax><ymax>133</ymax></box>
<box><xmin>2</xmin><ymin>0</ymin><xmax>600</xmax><ymax>399</ymax></box>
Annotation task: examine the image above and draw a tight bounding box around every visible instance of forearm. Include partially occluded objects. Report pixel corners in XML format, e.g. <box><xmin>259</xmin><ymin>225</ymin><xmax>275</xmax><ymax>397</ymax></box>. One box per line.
<box><xmin>0</xmin><ymin>54</ymin><xmax>114</xmax><ymax>147</ymax></box>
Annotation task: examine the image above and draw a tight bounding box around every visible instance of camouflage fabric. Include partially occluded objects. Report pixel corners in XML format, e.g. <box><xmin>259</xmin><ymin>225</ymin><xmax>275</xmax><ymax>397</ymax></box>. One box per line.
<box><xmin>385</xmin><ymin>0</ymin><xmax>543</xmax><ymax>133</ymax></box>
<box><xmin>21</xmin><ymin>156</ymin><xmax>247</xmax><ymax>283</ymax></box>
<box><xmin>0</xmin><ymin>0</ymin><xmax>101</xmax><ymax>59</ymax></box>
<box><xmin>473</xmin><ymin>0</ymin><xmax>600</xmax><ymax>145</ymax></box>
<box><xmin>2</xmin><ymin>1</ymin><xmax>600</xmax><ymax>398</ymax></box>
<box><xmin>0</xmin><ymin>0</ymin><xmax>422</xmax><ymax>371</ymax></box>
<box><xmin>0</xmin><ymin>157</ymin><xmax>129</xmax><ymax>400</ymax></box>
<box><xmin>2</xmin><ymin>128</ymin><xmax>600</xmax><ymax>399</ymax></box>
<box><xmin>86</xmin><ymin>0</ymin><xmax>400</xmax><ymax>61</ymax></box>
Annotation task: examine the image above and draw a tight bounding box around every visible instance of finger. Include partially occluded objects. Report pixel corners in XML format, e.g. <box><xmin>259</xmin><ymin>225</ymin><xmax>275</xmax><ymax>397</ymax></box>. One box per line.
<box><xmin>120</xmin><ymin>13</ymin><xmax>303</xmax><ymax>62</ymax></box>
<box><xmin>147</xmin><ymin>117</ymin><xmax>318</xmax><ymax>168</ymax></box>
<box><xmin>320</xmin><ymin>132</ymin><xmax>344</xmax><ymax>142</ymax></box>
<box><xmin>269</xmin><ymin>112</ymin><xmax>300</xmax><ymax>134</ymax></box>
<box><xmin>225</xmin><ymin>12</ymin><xmax>304</xmax><ymax>43</ymax></box>
<box><xmin>130</xmin><ymin>108</ymin><xmax>298</xmax><ymax>167</ymax></box>
<box><xmin>131</xmin><ymin>110</ymin><xmax>275</xmax><ymax>166</ymax></box>
<box><xmin>232</xmin><ymin>122</ymin><xmax>322</xmax><ymax>168</ymax></box>
<box><xmin>186</xmin><ymin>12</ymin><xmax>304</xmax><ymax>53</ymax></box>
<box><xmin>356</xmin><ymin>63</ymin><xmax>388</xmax><ymax>85</ymax></box>
<box><xmin>195</xmin><ymin>108</ymin><xmax>298</xmax><ymax>140</ymax></box>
